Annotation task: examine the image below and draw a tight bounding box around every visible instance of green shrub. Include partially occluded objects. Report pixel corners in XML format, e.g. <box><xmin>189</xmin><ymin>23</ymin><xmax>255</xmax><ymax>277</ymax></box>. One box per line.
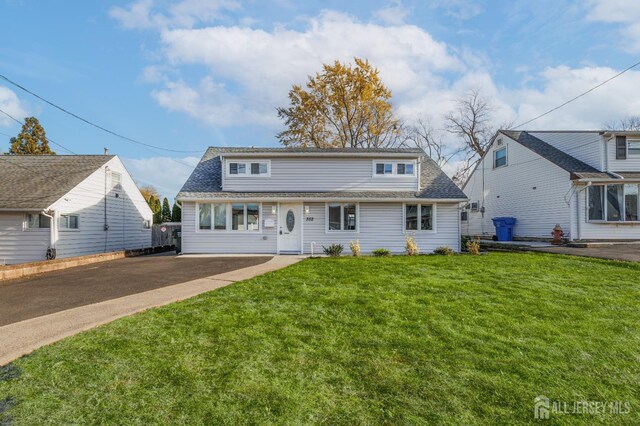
<box><xmin>433</xmin><ymin>246</ymin><xmax>454</xmax><ymax>256</ymax></box>
<box><xmin>322</xmin><ymin>243</ymin><xmax>344</xmax><ymax>257</ymax></box>
<box><xmin>372</xmin><ymin>248</ymin><xmax>391</xmax><ymax>257</ymax></box>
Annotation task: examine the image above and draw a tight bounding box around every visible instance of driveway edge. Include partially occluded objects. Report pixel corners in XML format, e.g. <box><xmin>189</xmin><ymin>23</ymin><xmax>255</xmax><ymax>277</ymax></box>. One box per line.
<box><xmin>0</xmin><ymin>255</ymin><xmax>305</xmax><ymax>366</ymax></box>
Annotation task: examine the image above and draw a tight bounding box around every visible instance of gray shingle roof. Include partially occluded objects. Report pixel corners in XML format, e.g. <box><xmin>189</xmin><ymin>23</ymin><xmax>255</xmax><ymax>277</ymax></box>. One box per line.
<box><xmin>501</xmin><ymin>130</ymin><xmax>601</xmax><ymax>174</ymax></box>
<box><xmin>0</xmin><ymin>155</ymin><xmax>113</xmax><ymax>210</ymax></box>
<box><xmin>177</xmin><ymin>147</ymin><xmax>466</xmax><ymax>200</ymax></box>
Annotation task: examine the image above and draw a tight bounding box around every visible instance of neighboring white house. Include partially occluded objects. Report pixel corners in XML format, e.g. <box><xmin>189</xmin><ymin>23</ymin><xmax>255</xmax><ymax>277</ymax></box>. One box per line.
<box><xmin>176</xmin><ymin>147</ymin><xmax>467</xmax><ymax>255</ymax></box>
<box><xmin>0</xmin><ymin>155</ymin><xmax>153</xmax><ymax>265</ymax></box>
<box><xmin>463</xmin><ymin>130</ymin><xmax>640</xmax><ymax>241</ymax></box>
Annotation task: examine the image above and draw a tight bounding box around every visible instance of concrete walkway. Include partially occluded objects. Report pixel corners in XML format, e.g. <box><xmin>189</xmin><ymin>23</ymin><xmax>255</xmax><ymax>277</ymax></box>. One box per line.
<box><xmin>0</xmin><ymin>255</ymin><xmax>305</xmax><ymax>366</ymax></box>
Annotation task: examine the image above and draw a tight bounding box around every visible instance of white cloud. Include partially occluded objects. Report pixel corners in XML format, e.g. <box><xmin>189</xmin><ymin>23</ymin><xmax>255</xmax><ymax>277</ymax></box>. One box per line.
<box><xmin>587</xmin><ymin>0</ymin><xmax>640</xmax><ymax>51</ymax></box>
<box><xmin>122</xmin><ymin>155</ymin><xmax>200</xmax><ymax>199</ymax></box>
<box><xmin>374</xmin><ymin>0</ymin><xmax>409</xmax><ymax>25</ymax></box>
<box><xmin>0</xmin><ymin>85</ymin><xmax>28</xmax><ymax>127</ymax></box>
<box><xmin>109</xmin><ymin>0</ymin><xmax>239</xmax><ymax>30</ymax></box>
<box><xmin>507</xmin><ymin>65</ymin><xmax>640</xmax><ymax>129</ymax></box>
<box><xmin>153</xmin><ymin>11</ymin><xmax>462</xmax><ymax>126</ymax></box>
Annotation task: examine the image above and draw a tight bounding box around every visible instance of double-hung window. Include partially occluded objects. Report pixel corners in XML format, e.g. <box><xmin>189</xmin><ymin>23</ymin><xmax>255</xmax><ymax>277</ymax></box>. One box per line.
<box><xmin>494</xmin><ymin>147</ymin><xmax>507</xmax><ymax>168</ymax></box>
<box><xmin>404</xmin><ymin>204</ymin><xmax>434</xmax><ymax>231</ymax></box>
<box><xmin>25</xmin><ymin>213</ymin><xmax>51</xmax><ymax>229</ymax></box>
<box><xmin>327</xmin><ymin>203</ymin><xmax>358</xmax><ymax>231</ymax></box>
<box><xmin>628</xmin><ymin>139</ymin><xmax>640</xmax><ymax>157</ymax></box>
<box><xmin>588</xmin><ymin>184</ymin><xmax>640</xmax><ymax>222</ymax></box>
<box><xmin>232</xmin><ymin>203</ymin><xmax>260</xmax><ymax>231</ymax></box>
<box><xmin>60</xmin><ymin>214</ymin><xmax>79</xmax><ymax>230</ymax></box>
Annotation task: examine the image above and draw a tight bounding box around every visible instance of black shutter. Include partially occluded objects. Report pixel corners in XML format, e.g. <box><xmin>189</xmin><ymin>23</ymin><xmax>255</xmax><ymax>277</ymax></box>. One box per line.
<box><xmin>616</xmin><ymin>136</ymin><xmax>627</xmax><ymax>160</ymax></box>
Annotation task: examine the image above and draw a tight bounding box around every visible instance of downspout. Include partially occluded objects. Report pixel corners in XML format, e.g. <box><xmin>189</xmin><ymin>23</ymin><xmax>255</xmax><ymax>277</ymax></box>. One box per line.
<box><xmin>41</xmin><ymin>209</ymin><xmax>57</xmax><ymax>259</ymax></box>
<box><xmin>104</xmin><ymin>166</ymin><xmax>110</xmax><ymax>252</ymax></box>
<box><xmin>575</xmin><ymin>181</ymin><xmax>592</xmax><ymax>241</ymax></box>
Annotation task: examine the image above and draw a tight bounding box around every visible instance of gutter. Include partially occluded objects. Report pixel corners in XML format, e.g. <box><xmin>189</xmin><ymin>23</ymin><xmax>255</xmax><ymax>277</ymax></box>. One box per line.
<box><xmin>176</xmin><ymin>197</ymin><xmax>469</xmax><ymax>203</ymax></box>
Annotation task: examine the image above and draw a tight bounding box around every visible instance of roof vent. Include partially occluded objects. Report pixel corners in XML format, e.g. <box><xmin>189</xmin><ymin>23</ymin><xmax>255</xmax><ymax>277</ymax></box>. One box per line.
<box><xmin>104</xmin><ymin>147</ymin><xmax>109</xmax><ymax>155</ymax></box>
<box><xmin>496</xmin><ymin>138</ymin><xmax>503</xmax><ymax>146</ymax></box>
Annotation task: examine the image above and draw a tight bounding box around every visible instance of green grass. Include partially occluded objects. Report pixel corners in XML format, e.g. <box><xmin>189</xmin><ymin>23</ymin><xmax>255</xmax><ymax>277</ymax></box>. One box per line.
<box><xmin>1</xmin><ymin>253</ymin><xmax>639</xmax><ymax>425</ymax></box>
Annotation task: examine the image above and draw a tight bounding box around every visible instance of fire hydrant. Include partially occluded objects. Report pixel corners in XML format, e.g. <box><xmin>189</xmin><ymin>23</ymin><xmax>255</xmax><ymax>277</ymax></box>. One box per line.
<box><xmin>551</xmin><ymin>224</ymin><xmax>564</xmax><ymax>245</ymax></box>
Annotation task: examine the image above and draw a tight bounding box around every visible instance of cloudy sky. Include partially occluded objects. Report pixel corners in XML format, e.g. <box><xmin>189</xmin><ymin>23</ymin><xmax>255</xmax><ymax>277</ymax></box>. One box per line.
<box><xmin>1</xmin><ymin>0</ymin><xmax>640</xmax><ymax>198</ymax></box>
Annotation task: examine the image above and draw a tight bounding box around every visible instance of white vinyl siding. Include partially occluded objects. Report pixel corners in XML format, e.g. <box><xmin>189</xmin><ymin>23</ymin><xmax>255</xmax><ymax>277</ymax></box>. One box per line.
<box><xmin>0</xmin><ymin>212</ymin><xmax>49</xmax><ymax>265</ymax></box>
<box><xmin>51</xmin><ymin>157</ymin><xmax>153</xmax><ymax>259</ymax></box>
<box><xmin>182</xmin><ymin>201</ymin><xmax>277</xmax><ymax>254</ymax></box>
<box><xmin>302</xmin><ymin>202</ymin><xmax>460</xmax><ymax>254</ymax></box>
<box><xmin>463</xmin><ymin>133</ymin><xmax>572</xmax><ymax>239</ymax></box>
<box><xmin>607</xmin><ymin>137</ymin><xmax>640</xmax><ymax>171</ymax></box>
<box><xmin>223</xmin><ymin>157</ymin><xmax>419</xmax><ymax>191</ymax></box>
<box><xmin>528</xmin><ymin>131</ymin><xmax>604</xmax><ymax>170</ymax></box>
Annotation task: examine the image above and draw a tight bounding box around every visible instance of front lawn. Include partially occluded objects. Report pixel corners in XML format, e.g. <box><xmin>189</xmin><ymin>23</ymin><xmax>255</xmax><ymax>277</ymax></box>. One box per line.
<box><xmin>1</xmin><ymin>253</ymin><xmax>639</xmax><ymax>424</ymax></box>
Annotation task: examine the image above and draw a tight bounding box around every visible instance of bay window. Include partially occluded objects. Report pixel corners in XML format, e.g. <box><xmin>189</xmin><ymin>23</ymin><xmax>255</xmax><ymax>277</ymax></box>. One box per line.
<box><xmin>587</xmin><ymin>184</ymin><xmax>640</xmax><ymax>222</ymax></box>
<box><xmin>327</xmin><ymin>203</ymin><xmax>358</xmax><ymax>231</ymax></box>
<box><xmin>405</xmin><ymin>204</ymin><xmax>434</xmax><ymax>231</ymax></box>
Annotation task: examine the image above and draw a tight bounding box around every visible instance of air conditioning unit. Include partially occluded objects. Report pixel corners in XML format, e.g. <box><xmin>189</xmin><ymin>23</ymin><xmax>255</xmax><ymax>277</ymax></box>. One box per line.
<box><xmin>470</xmin><ymin>202</ymin><xmax>479</xmax><ymax>212</ymax></box>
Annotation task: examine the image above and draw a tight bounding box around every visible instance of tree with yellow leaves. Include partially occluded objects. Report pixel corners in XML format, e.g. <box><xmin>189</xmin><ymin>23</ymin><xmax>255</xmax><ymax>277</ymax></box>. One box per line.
<box><xmin>277</xmin><ymin>58</ymin><xmax>400</xmax><ymax>148</ymax></box>
<box><xmin>9</xmin><ymin>117</ymin><xmax>55</xmax><ymax>155</ymax></box>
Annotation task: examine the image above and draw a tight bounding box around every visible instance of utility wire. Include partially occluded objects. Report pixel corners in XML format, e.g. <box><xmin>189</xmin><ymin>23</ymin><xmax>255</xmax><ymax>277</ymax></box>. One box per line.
<box><xmin>0</xmin><ymin>107</ymin><xmax>77</xmax><ymax>154</ymax></box>
<box><xmin>511</xmin><ymin>59</ymin><xmax>640</xmax><ymax>129</ymax></box>
<box><xmin>0</xmin><ymin>73</ymin><xmax>203</xmax><ymax>154</ymax></box>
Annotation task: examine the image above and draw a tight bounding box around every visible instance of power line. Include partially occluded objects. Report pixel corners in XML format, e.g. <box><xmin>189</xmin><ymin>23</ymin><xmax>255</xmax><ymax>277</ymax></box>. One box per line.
<box><xmin>0</xmin><ymin>107</ymin><xmax>77</xmax><ymax>154</ymax></box>
<box><xmin>511</xmin><ymin>59</ymin><xmax>640</xmax><ymax>129</ymax></box>
<box><xmin>0</xmin><ymin>73</ymin><xmax>203</xmax><ymax>154</ymax></box>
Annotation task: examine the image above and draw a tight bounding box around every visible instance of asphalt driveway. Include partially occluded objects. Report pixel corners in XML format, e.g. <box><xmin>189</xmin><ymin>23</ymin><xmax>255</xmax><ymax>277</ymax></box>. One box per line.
<box><xmin>0</xmin><ymin>254</ymin><xmax>272</xmax><ymax>327</ymax></box>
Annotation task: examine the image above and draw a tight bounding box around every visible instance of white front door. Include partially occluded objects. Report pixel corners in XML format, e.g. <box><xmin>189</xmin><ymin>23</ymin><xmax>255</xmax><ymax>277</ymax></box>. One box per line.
<box><xmin>279</xmin><ymin>203</ymin><xmax>302</xmax><ymax>253</ymax></box>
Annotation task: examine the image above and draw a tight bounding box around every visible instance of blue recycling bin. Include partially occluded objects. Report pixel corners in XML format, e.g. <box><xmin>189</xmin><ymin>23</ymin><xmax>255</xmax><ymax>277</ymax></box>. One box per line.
<box><xmin>492</xmin><ymin>217</ymin><xmax>516</xmax><ymax>241</ymax></box>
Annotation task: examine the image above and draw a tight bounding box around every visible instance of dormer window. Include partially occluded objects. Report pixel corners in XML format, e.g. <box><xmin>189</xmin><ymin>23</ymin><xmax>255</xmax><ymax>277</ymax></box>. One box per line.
<box><xmin>227</xmin><ymin>160</ymin><xmax>270</xmax><ymax>177</ymax></box>
<box><xmin>373</xmin><ymin>160</ymin><xmax>416</xmax><ymax>177</ymax></box>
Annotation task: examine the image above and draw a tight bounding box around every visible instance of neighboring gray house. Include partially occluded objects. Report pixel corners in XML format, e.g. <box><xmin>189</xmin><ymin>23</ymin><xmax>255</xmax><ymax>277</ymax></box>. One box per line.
<box><xmin>463</xmin><ymin>130</ymin><xmax>640</xmax><ymax>241</ymax></box>
<box><xmin>0</xmin><ymin>155</ymin><xmax>153</xmax><ymax>265</ymax></box>
<box><xmin>176</xmin><ymin>147</ymin><xmax>467</xmax><ymax>255</ymax></box>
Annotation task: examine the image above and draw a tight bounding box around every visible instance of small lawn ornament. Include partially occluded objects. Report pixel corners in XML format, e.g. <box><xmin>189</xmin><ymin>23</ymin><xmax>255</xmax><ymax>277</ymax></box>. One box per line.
<box><xmin>551</xmin><ymin>224</ymin><xmax>564</xmax><ymax>245</ymax></box>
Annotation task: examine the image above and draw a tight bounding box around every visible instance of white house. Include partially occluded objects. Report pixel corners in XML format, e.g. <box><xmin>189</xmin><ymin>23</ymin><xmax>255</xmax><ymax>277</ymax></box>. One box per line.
<box><xmin>0</xmin><ymin>155</ymin><xmax>153</xmax><ymax>265</ymax></box>
<box><xmin>463</xmin><ymin>130</ymin><xmax>640</xmax><ymax>241</ymax></box>
<box><xmin>176</xmin><ymin>147</ymin><xmax>467</xmax><ymax>255</ymax></box>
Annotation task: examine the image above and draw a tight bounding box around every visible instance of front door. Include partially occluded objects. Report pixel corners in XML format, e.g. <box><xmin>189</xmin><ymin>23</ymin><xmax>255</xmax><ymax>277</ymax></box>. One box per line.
<box><xmin>279</xmin><ymin>203</ymin><xmax>302</xmax><ymax>253</ymax></box>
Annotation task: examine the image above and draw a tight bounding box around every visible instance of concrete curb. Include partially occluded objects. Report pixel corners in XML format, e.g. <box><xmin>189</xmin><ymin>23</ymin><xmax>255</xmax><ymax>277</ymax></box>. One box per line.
<box><xmin>0</xmin><ymin>255</ymin><xmax>305</xmax><ymax>366</ymax></box>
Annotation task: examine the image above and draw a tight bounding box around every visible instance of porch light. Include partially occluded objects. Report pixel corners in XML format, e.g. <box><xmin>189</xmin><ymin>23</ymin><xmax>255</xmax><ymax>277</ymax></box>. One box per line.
<box><xmin>271</xmin><ymin>206</ymin><xmax>277</xmax><ymax>215</ymax></box>
<box><xmin>305</xmin><ymin>205</ymin><xmax>310</xmax><ymax>214</ymax></box>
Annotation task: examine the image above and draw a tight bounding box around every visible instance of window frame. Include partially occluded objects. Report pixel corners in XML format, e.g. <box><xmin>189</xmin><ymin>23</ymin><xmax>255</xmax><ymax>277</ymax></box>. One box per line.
<box><xmin>110</xmin><ymin>171</ymin><xmax>122</xmax><ymax>189</ymax></box>
<box><xmin>627</xmin><ymin>138</ymin><xmax>640</xmax><ymax>157</ymax></box>
<box><xmin>402</xmin><ymin>203</ymin><xmax>437</xmax><ymax>233</ymax></box>
<box><xmin>59</xmin><ymin>214</ymin><xmax>80</xmax><ymax>231</ymax></box>
<box><xmin>24</xmin><ymin>213</ymin><xmax>51</xmax><ymax>230</ymax></box>
<box><xmin>143</xmin><ymin>219</ymin><xmax>152</xmax><ymax>229</ymax></box>
<box><xmin>325</xmin><ymin>203</ymin><xmax>359</xmax><ymax>233</ymax></box>
<box><xmin>493</xmin><ymin>147</ymin><xmax>508</xmax><ymax>169</ymax></box>
<box><xmin>196</xmin><ymin>202</ymin><xmax>262</xmax><ymax>233</ymax></box>
<box><xmin>586</xmin><ymin>183</ymin><xmax>640</xmax><ymax>223</ymax></box>
<box><xmin>372</xmin><ymin>160</ymin><xmax>417</xmax><ymax>178</ymax></box>
<box><xmin>226</xmin><ymin>160</ymin><xmax>271</xmax><ymax>178</ymax></box>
